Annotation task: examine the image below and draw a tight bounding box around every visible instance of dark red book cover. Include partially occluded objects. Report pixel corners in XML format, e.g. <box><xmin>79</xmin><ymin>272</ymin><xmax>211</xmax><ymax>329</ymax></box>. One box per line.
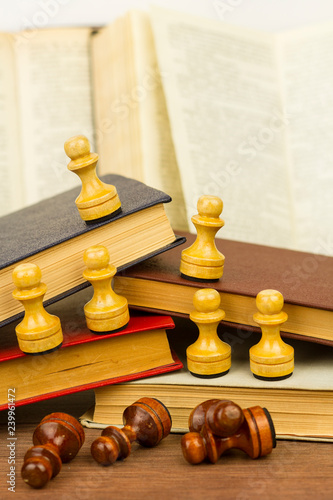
<box><xmin>0</xmin><ymin>314</ymin><xmax>182</xmax><ymax>411</ymax></box>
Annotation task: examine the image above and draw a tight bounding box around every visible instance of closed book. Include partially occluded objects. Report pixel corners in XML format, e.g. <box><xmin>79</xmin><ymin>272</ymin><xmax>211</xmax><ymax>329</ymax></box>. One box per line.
<box><xmin>82</xmin><ymin>319</ymin><xmax>333</xmax><ymax>442</ymax></box>
<box><xmin>0</xmin><ymin>290</ymin><xmax>182</xmax><ymax>410</ymax></box>
<box><xmin>114</xmin><ymin>231</ymin><xmax>333</xmax><ymax>344</ymax></box>
<box><xmin>0</xmin><ymin>174</ymin><xmax>185</xmax><ymax>327</ymax></box>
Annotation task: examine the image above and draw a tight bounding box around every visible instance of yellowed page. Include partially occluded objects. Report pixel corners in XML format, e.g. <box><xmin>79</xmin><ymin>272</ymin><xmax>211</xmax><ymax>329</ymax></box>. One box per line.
<box><xmin>92</xmin><ymin>12</ymin><xmax>188</xmax><ymax>231</ymax></box>
<box><xmin>279</xmin><ymin>22</ymin><xmax>333</xmax><ymax>256</ymax></box>
<box><xmin>91</xmin><ymin>17</ymin><xmax>142</xmax><ymax>180</ymax></box>
<box><xmin>0</xmin><ymin>35</ymin><xmax>23</xmax><ymax>215</ymax></box>
<box><xmin>151</xmin><ymin>7</ymin><xmax>294</xmax><ymax>249</ymax></box>
<box><xmin>129</xmin><ymin>11</ymin><xmax>188</xmax><ymax>230</ymax></box>
<box><xmin>15</xmin><ymin>28</ymin><xmax>94</xmax><ymax>206</ymax></box>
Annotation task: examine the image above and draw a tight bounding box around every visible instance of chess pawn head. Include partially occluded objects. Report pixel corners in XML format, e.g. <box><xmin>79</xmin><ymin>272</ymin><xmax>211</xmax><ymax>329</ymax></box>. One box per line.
<box><xmin>12</xmin><ymin>263</ymin><xmax>63</xmax><ymax>355</ymax></box>
<box><xmin>188</xmin><ymin>399</ymin><xmax>244</xmax><ymax>436</ymax></box>
<box><xmin>250</xmin><ymin>289</ymin><xmax>294</xmax><ymax>380</ymax></box>
<box><xmin>91</xmin><ymin>398</ymin><xmax>172</xmax><ymax>466</ymax></box>
<box><xmin>186</xmin><ymin>289</ymin><xmax>231</xmax><ymax>378</ymax></box>
<box><xmin>64</xmin><ymin>135</ymin><xmax>121</xmax><ymax>222</ymax></box>
<box><xmin>83</xmin><ymin>245</ymin><xmax>129</xmax><ymax>333</ymax></box>
<box><xmin>181</xmin><ymin>399</ymin><xmax>276</xmax><ymax>465</ymax></box>
<box><xmin>180</xmin><ymin>195</ymin><xmax>225</xmax><ymax>282</ymax></box>
<box><xmin>21</xmin><ymin>413</ymin><xmax>85</xmax><ymax>489</ymax></box>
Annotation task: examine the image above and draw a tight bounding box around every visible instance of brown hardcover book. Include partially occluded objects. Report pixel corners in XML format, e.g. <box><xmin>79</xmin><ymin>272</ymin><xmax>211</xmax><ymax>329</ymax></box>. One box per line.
<box><xmin>114</xmin><ymin>232</ymin><xmax>333</xmax><ymax>345</ymax></box>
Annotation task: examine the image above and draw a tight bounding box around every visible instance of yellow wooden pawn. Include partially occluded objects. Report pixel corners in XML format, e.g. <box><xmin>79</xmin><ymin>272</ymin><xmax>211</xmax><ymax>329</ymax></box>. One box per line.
<box><xmin>187</xmin><ymin>289</ymin><xmax>231</xmax><ymax>378</ymax></box>
<box><xmin>83</xmin><ymin>245</ymin><xmax>129</xmax><ymax>333</ymax></box>
<box><xmin>250</xmin><ymin>289</ymin><xmax>294</xmax><ymax>380</ymax></box>
<box><xmin>64</xmin><ymin>135</ymin><xmax>121</xmax><ymax>222</ymax></box>
<box><xmin>180</xmin><ymin>195</ymin><xmax>225</xmax><ymax>282</ymax></box>
<box><xmin>12</xmin><ymin>263</ymin><xmax>63</xmax><ymax>355</ymax></box>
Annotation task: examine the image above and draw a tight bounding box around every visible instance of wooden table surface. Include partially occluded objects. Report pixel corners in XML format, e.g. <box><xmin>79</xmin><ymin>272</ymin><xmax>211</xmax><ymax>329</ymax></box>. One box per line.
<box><xmin>0</xmin><ymin>390</ymin><xmax>332</xmax><ymax>500</ymax></box>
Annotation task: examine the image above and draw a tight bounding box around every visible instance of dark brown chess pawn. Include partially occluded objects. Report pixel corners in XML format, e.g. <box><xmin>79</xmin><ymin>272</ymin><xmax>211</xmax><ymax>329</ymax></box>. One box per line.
<box><xmin>91</xmin><ymin>398</ymin><xmax>171</xmax><ymax>466</ymax></box>
<box><xmin>21</xmin><ymin>413</ymin><xmax>85</xmax><ymax>489</ymax></box>
<box><xmin>181</xmin><ymin>399</ymin><xmax>276</xmax><ymax>464</ymax></box>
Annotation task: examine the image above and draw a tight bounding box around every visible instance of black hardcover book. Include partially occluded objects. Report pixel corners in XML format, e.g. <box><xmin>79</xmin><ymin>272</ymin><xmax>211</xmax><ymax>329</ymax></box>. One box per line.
<box><xmin>0</xmin><ymin>174</ymin><xmax>185</xmax><ymax>327</ymax></box>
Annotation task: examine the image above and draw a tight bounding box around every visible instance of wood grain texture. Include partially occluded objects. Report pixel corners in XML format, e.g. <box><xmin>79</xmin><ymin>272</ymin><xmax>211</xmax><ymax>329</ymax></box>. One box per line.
<box><xmin>0</xmin><ymin>391</ymin><xmax>332</xmax><ymax>499</ymax></box>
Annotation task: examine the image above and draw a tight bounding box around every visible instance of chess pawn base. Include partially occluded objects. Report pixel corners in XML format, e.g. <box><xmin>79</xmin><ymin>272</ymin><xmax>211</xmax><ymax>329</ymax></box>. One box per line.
<box><xmin>180</xmin><ymin>246</ymin><xmax>225</xmax><ymax>282</ymax></box>
<box><xmin>250</xmin><ymin>355</ymin><xmax>294</xmax><ymax>381</ymax></box>
<box><xmin>250</xmin><ymin>343</ymin><xmax>294</xmax><ymax>380</ymax></box>
<box><xmin>20</xmin><ymin>341</ymin><xmax>63</xmax><ymax>356</ymax></box>
<box><xmin>85</xmin><ymin>206</ymin><xmax>122</xmax><ymax>225</ymax></box>
<box><xmin>189</xmin><ymin>368</ymin><xmax>229</xmax><ymax>379</ymax></box>
<box><xmin>180</xmin><ymin>274</ymin><xmax>219</xmax><ymax>283</ymax></box>
<box><xmin>15</xmin><ymin>309</ymin><xmax>63</xmax><ymax>355</ymax></box>
<box><xmin>76</xmin><ymin>184</ymin><xmax>121</xmax><ymax>223</ymax></box>
<box><xmin>187</xmin><ymin>355</ymin><xmax>230</xmax><ymax>379</ymax></box>
<box><xmin>16</xmin><ymin>328</ymin><xmax>63</xmax><ymax>355</ymax></box>
<box><xmin>252</xmin><ymin>372</ymin><xmax>293</xmax><ymax>381</ymax></box>
<box><xmin>84</xmin><ymin>301</ymin><xmax>129</xmax><ymax>334</ymax></box>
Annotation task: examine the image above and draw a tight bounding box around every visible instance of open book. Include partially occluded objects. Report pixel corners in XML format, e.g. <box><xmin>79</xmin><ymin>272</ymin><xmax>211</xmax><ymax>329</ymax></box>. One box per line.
<box><xmin>1</xmin><ymin>7</ymin><xmax>332</xmax><ymax>255</ymax></box>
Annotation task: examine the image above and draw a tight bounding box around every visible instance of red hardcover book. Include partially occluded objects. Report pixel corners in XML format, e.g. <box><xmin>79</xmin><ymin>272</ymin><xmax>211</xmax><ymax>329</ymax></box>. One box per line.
<box><xmin>0</xmin><ymin>295</ymin><xmax>182</xmax><ymax>410</ymax></box>
<box><xmin>114</xmin><ymin>231</ymin><xmax>333</xmax><ymax>345</ymax></box>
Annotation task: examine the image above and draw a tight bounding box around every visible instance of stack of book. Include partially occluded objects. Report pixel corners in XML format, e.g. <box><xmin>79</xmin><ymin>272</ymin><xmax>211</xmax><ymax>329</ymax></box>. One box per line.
<box><xmin>76</xmin><ymin>7</ymin><xmax>332</xmax><ymax>442</ymax></box>
<box><xmin>1</xmin><ymin>6</ymin><xmax>332</xmax><ymax>443</ymax></box>
<box><xmin>0</xmin><ymin>175</ymin><xmax>185</xmax><ymax>410</ymax></box>
<box><xmin>81</xmin><ymin>233</ymin><xmax>333</xmax><ymax>442</ymax></box>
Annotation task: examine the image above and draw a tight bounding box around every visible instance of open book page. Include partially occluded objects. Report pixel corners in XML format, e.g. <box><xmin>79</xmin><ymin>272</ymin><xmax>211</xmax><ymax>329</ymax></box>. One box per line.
<box><xmin>150</xmin><ymin>7</ymin><xmax>295</xmax><ymax>250</ymax></box>
<box><xmin>0</xmin><ymin>35</ymin><xmax>24</xmax><ymax>216</ymax></box>
<box><xmin>91</xmin><ymin>17</ymin><xmax>144</xmax><ymax>180</ymax></box>
<box><xmin>279</xmin><ymin>22</ymin><xmax>333</xmax><ymax>256</ymax></box>
<box><xmin>14</xmin><ymin>28</ymin><xmax>94</xmax><ymax>207</ymax></box>
<box><xmin>129</xmin><ymin>11</ymin><xmax>188</xmax><ymax>230</ymax></box>
<box><xmin>92</xmin><ymin>12</ymin><xmax>188</xmax><ymax>230</ymax></box>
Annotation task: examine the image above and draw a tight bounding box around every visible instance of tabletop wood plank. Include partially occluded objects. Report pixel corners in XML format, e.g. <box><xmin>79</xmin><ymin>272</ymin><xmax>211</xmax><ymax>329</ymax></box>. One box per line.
<box><xmin>0</xmin><ymin>390</ymin><xmax>332</xmax><ymax>499</ymax></box>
